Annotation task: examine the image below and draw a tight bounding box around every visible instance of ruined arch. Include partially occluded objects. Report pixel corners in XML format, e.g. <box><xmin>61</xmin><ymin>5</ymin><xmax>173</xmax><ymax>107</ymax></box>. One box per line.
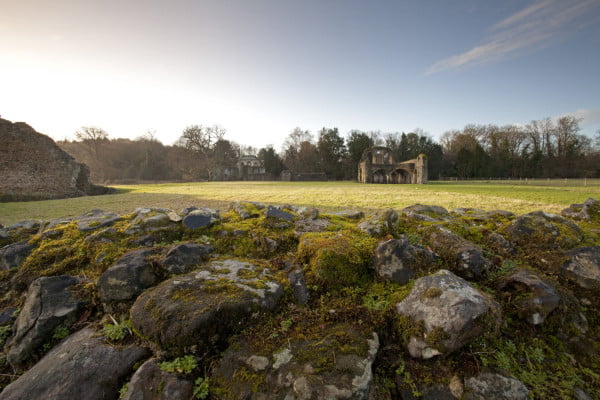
<box><xmin>357</xmin><ymin>147</ymin><xmax>427</xmax><ymax>184</ymax></box>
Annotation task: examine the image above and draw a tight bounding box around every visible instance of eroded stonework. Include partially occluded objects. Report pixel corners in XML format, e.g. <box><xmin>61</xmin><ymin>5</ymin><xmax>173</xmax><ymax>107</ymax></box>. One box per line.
<box><xmin>0</xmin><ymin>118</ymin><xmax>112</xmax><ymax>201</ymax></box>
<box><xmin>357</xmin><ymin>146</ymin><xmax>427</xmax><ymax>184</ymax></box>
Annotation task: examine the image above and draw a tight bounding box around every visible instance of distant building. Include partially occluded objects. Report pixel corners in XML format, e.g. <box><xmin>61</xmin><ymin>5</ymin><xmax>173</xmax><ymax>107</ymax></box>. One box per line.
<box><xmin>358</xmin><ymin>146</ymin><xmax>427</xmax><ymax>184</ymax></box>
<box><xmin>209</xmin><ymin>154</ymin><xmax>269</xmax><ymax>181</ymax></box>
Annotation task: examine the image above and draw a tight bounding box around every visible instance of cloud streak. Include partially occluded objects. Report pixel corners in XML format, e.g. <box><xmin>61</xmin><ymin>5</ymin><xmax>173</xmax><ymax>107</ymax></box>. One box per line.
<box><xmin>427</xmin><ymin>0</ymin><xmax>600</xmax><ymax>74</ymax></box>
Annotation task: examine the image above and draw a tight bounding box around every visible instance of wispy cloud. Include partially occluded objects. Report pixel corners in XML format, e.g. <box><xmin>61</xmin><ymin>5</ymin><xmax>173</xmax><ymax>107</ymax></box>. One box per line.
<box><xmin>426</xmin><ymin>0</ymin><xmax>600</xmax><ymax>74</ymax></box>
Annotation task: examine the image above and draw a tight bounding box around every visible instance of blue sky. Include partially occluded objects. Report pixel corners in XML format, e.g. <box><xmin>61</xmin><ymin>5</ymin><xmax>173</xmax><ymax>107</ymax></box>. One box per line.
<box><xmin>1</xmin><ymin>0</ymin><xmax>599</xmax><ymax>150</ymax></box>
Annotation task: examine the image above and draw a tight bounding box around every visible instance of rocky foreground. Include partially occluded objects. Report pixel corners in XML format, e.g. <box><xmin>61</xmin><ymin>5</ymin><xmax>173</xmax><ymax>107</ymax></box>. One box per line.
<box><xmin>0</xmin><ymin>199</ymin><xmax>599</xmax><ymax>399</ymax></box>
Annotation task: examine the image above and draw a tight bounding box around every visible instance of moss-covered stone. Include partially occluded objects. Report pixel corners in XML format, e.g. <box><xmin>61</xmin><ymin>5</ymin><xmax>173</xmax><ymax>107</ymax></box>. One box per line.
<box><xmin>297</xmin><ymin>231</ymin><xmax>377</xmax><ymax>290</ymax></box>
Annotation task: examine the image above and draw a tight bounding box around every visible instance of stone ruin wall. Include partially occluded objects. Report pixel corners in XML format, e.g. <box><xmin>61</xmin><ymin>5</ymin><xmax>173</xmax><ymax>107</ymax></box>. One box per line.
<box><xmin>0</xmin><ymin>118</ymin><xmax>112</xmax><ymax>201</ymax></box>
<box><xmin>358</xmin><ymin>146</ymin><xmax>428</xmax><ymax>184</ymax></box>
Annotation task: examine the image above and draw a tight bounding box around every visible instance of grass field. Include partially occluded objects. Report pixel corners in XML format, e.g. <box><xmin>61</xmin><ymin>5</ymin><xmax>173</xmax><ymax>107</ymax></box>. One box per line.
<box><xmin>1</xmin><ymin>179</ymin><xmax>599</xmax><ymax>226</ymax></box>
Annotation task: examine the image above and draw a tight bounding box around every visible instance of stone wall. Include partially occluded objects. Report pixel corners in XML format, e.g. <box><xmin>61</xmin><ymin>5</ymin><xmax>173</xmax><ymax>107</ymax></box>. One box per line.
<box><xmin>0</xmin><ymin>118</ymin><xmax>112</xmax><ymax>201</ymax></box>
<box><xmin>358</xmin><ymin>146</ymin><xmax>428</xmax><ymax>184</ymax></box>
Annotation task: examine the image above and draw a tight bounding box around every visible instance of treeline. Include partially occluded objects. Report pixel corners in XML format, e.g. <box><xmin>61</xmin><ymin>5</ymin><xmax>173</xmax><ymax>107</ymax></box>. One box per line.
<box><xmin>58</xmin><ymin>115</ymin><xmax>600</xmax><ymax>183</ymax></box>
<box><xmin>441</xmin><ymin>116</ymin><xmax>600</xmax><ymax>179</ymax></box>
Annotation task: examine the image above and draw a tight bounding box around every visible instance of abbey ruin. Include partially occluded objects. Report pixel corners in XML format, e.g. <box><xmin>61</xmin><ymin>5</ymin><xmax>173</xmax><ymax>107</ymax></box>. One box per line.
<box><xmin>358</xmin><ymin>146</ymin><xmax>427</xmax><ymax>184</ymax></box>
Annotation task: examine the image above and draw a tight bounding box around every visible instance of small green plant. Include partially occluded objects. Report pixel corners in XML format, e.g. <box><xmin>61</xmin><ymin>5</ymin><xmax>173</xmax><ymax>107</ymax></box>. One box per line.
<box><xmin>280</xmin><ymin>319</ymin><xmax>293</xmax><ymax>332</ymax></box>
<box><xmin>158</xmin><ymin>355</ymin><xmax>197</xmax><ymax>374</ymax></box>
<box><xmin>363</xmin><ymin>292</ymin><xmax>390</xmax><ymax>311</ymax></box>
<box><xmin>102</xmin><ymin>315</ymin><xmax>133</xmax><ymax>341</ymax></box>
<box><xmin>193</xmin><ymin>377</ymin><xmax>210</xmax><ymax>399</ymax></box>
<box><xmin>52</xmin><ymin>325</ymin><xmax>70</xmax><ymax>340</ymax></box>
<box><xmin>395</xmin><ymin>360</ymin><xmax>421</xmax><ymax>397</ymax></box>
<box><xmin>119</xmin><ymin>383</ymin><xmax>129</xmax><ymax>399</ymax></box>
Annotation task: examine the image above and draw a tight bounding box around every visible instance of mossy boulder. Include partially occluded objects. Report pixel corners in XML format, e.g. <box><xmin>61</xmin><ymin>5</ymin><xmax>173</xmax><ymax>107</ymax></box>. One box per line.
<box><xmin>75</xmin><ymin>209</ymin><xmax>122</xmax><ymax>232</ymax></box>
<box><xmin>396</xmin><ymin>270</ymin><xmax>500</xmax><ymax>359</ymax></box>
<box><xmin>229</xmin><ymin>201</ymin><xmax>264</xmax><ymax>220</ymax></box>
<box><xmin>503</xmin><ymin>211</ymin><xmax>584</xmax><ymax>250</ymax></box>
<box><xmin>0</xmin><ymin>241</ymin><xmax>35</xmax><ymax>271</ymax></box>
<box><xmin>464</xmin><ymin>372</ymin><xmax>529</xmax><ymax>400</ymax></box>
<box><xmin>0</xmin><ymin>220</ymin><xmax>40</xmax><ymax>248</ymax></box>
<box><xmin>5</xmin><ymin>275</ymin><xmax>86</xmax><ymax>369</ymax></box>
<box><xmin>422</xmin><ymin>225</ymin><xmax>491</xmax><ymax>280</ymax></box>
<box><xmin>0</xmin><ymin>328</ymin><xmax>148</xmax><ymax>400</ymax></box>
<box><xmin>373</xmin><ymin>236</ymin><xmax>438</xmax><ymax>285</ymax></box>
<box><xmin>561</xmin><ymin>198</ymin><xmax>600</xmax><ymax>222</ymax></box>
<box><xmin>121</xmin><ymin>358</ymin><xmax>193</xmax><ymax>400</ymax></box>
<box><xmin>182</xmin><ymin>207</ymin><xmax>221</xmax><ymax>230</ymax></box>
<box><xmin>160</xmin><ymin>241</ymin><xmax>214</xmax><ymax>274</ymax></box>
<box><xmin>402</xmin><ymin>204</ymin><xmax>452</xmax><ymax>222</ymax></box>
<box><xmin>297</xmin><ymin>231</ymin><xmax>377</xmax><ymax>290</ymax></box>
<box><xmin>497</xmin><ymin>268</ymin><xmax>560</xmax><ymax>325</ymax></box>
<box><xmin>358</xmin><ymin>208</ymin><xmax>399</xmax><ymax>237</ymax></box>
<box><xmin>212</xmin><ymin>323</ymin><xmax>379</xmax><ymax>399</ymax></box>
<box><xmin>97</xmin><ymin>248</ymin><xmax>160</xmax><ymax>304</ymax></box>
<box><xmin>130</xmin><ymin>259</ymin><xmax>284</xmax><ymax>351</ymax></box>
<box><xmin>561</xmin><ymin>246</ymin><xmax>600</xmax><ymax>291</ymax></box>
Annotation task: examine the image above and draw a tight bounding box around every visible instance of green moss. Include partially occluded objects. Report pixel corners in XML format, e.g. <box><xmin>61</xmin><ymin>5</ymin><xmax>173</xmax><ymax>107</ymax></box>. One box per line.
<box><xmin>425</xmin><ymin>326</ymin><xmax>449</xmax><ymax>351</ymax></box>
<box><xmin>232</xmin><ymin>366</ymin><xmax>266</xmax><ymax>393</ymax></box>
<box><xmin>297</xmin><ymin>231</ymin><xmax>377</xmax><ymax>290</ymax></box>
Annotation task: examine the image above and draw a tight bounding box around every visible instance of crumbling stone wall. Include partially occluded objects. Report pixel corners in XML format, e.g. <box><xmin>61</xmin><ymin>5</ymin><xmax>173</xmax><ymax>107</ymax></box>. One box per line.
<box><xmin>0</xmin><ymin>118</ymin><xmax>112</xmax><ymax>201</ymax></box>
<box><xmin>358</xmin><ymin>146</ymin><xmax>428</xmax><ymax>184</ymax></box>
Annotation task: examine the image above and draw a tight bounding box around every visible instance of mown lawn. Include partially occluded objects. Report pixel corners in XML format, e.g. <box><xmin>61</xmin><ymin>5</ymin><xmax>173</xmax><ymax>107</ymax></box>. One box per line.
<box><xmin>1</xmin><ymin>180</ymin><xmax>599</xmax><ymax>226</ymax></box>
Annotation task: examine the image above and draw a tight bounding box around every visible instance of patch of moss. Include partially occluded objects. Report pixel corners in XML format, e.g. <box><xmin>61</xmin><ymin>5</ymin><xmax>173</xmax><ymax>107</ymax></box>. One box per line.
<box><xmin>297</xmin><ymin>231</ymin><xmax>377</xmax><ymax>290</ymax></box>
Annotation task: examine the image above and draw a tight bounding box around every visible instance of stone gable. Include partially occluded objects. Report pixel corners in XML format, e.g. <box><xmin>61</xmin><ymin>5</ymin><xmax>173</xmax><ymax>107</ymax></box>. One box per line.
<box><xmin>0</xmin><ymin>118</ymin><xmax>112</xmax><ymax>201</ymax></box>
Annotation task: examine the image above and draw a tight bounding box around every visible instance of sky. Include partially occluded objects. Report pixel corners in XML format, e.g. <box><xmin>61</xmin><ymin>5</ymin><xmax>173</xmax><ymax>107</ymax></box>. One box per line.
<box><xmin>1</xmin><ymin>0</ymin><xmax>600</xmax><ymax>150</ymax></box>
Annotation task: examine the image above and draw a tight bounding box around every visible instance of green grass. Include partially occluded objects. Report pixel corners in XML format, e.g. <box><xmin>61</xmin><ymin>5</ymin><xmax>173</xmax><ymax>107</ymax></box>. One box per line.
<box><xmin>1</xmin><ymin>180</ymin><xmax>599</xmax><ymax>226</ymax></box>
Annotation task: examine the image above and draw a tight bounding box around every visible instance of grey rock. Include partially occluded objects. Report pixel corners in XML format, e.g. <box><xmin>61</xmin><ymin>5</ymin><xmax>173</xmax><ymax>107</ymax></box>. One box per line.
<box><xmin>424</xmin><ymin>225</ymin><xmax>491</xmax><ymax>280</ymax></box>
<box><xmin>0</xmin><ymin>328</ymin><xmax>148</xmax><ymax>400</ymax></box>
<box><xmin>167</xmin><ymin>211</ymin><xmax>182</xmax><ymax>222</ymax></box>
<box><xmin>265</xmin><ymin>205</ymin><xmax>295</xmax><ymax>221</ymax></box>
<box><xmin>486</xmin><ymin>232</ymin><xmax>516</xmax><ymax>256</ymax></box>
<box><xmin>498</xmin><ymin>269</ymin><xmax>560</xmax><ymax>325</ymax></box>
<box><xmin>230</xmin><ymin>202</ymin><xmax>263</xmax><ymax>220</ymax></box>
<box><xmin>5</xmin><ymin>275</ymin><xmax>85</xmax><ymax>368</ymax></box>
<box><xmin>358</xmin><ymin>208</ymin><xmax>399</xmax><ymax>236</ymax></box>
<box><xmin>295</xmin><ymin>206</ymin><xmax>319</xmax><ymax>220</ymax></box>
<box><xmin>213</xmin><ymin>324</ymin><xmax>379</xmax><ymax>400</ymax></box>
<box><xmin>403</xmin><ymin>204</ymin><xmax>452</xmax><ymax>222</ymax></box>
<box><xmin>561</xmin><ymin>246</ymin><xmax>600</xmax><ymax>291</ymax></box>
<box><xmin>131</xmin><ymin>259</ymin><xmax>284</xmax><ymax>349</ymax></box>
<box><xmin>97</xmin><ymin>248</ymin><xmax>159</xmax><ymax>303</ymax></box>
<box><xmin>76</xmin><ymin>209</ymin><xmax>122</xmax><ymax>232</ymax></box>
<box><xmin>574</xmin><ymin>387</ymin><xmax>593</xmax><ymax>400</ymax></box>
<box><xmin>294</xmin><ymin>218</ymin><xmax>332</xmax><ymax>234</ymax></box>
<box><xmin>180</xmin><ymin>206</ymin><xmax>199</xmax><ymax>216</ymax></box>
<box><xmin>0</xmin><ymin>241</ymin><xmax>34</xmax><ymax>270</ymax></box>
<box><xmin>6</xmin><ymin>220</ymin><xmax>40</xmax><ymax>231</ymax></box>
<box><xmin>332</xmin><ymin>210</ymin><xmax>365</xmax><ymax>220</ymax></box>
<box><xmin>396</xmin><ymin>270</ymin><xmax>500</xmax><ymax>359</ymax></box>
<box><xmin>374</xmin><ymin>236</ymin><xmax>438</xmax><ymax>285</ymax></box>
<box><xmin>561</xmin><ymin>198</ymin><xmax>599</xmax><ymax>222</ymax></box>
<box><xmin>122</xmin><ymin>358</ymin><xmax>193</xmax><ymax>400</ymax></box>
<box><xmin>288</xmin><ymin>267</ymin><xmax>309</xmax><ymax>305</ymax></box>
<box><xmin>503</xmin><ymin>211</ymin><xmax>584</xmax><ymax>249</ymax></box>
<box><xmin>160</xmin><ymin>241</ymin><xmax>214</xmax><ymax>274</ymax></box>
<box><xmin>84</xmin><ymin>227</ymin><xmax>117</xmax><ymax>243</ymax></box>
<box><xmin>182</xmin><ymin>207</ymin><xmax>220</xmax><ymax>229</ymax></box>
<box><xmin>464</xmin><ymin>372</ymin><xmax>529</xmax><ymax>400</ymax></box>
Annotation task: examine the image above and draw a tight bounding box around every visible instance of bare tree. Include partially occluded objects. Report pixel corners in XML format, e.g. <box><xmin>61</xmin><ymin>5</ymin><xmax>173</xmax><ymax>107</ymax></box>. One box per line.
<box><xmin>179</xmin><ymin>124</ymin><xmax>226</xmax><ymax>156</ymax></box>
